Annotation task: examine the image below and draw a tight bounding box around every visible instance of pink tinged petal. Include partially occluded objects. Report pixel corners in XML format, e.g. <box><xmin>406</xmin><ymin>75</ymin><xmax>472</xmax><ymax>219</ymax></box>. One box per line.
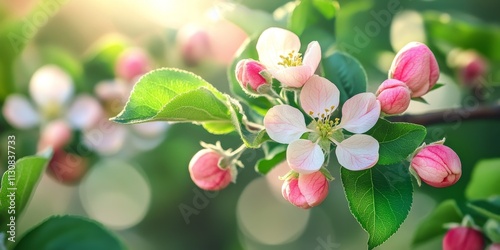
<box><xmin>339</xmin><ymin>92</ymin><xmax>381</xmax><ymax>133</ymax></box>
<box><xmin>83</xmin><ymin>120</ymin><xmax>127</xmax><ymax>155</ymax></box>
<box><xmin>132</xmin><ymin>121</ymin><xmax>169</xmax><ymax>137</ymax></box>
<box><xmin>256</xmin><ymin>27</ymin><xmax>301</xmax><ymax>70</ymax></box>
<box><xmin>389</xmin><ymin>42</ymin><xmax>440</xmax><ymax>97</ymax></box>
<box><xmin>67</xmin><ymin>95</ymin><xmax>104</xmax><ymax>130</ymax></box>
<box><xmin>264</xmin><ymin>105</ymin><xmax>308</xmax><ymax>144</ymax></box>
<box><xmin>297</xmin><ymin>171</ymin><xmax>329</xmax><ymax>207</ymax></box>
<box><xmin>335</xmin><ymin>134</ymin><xmax>379</xmax><ymax>171</ymax></box>
<box><xmin>271</xmin><ymin>66</ymin><xmax>313</xmax><ymax>88</ymax></box>
<box><xmin>38</xmin><ymin>119</ymin><xmax>72</xmax><ymax>151</ymax></box>
<box><xmin>302</xmin><ymin>41</ymin><xmax>321</xmax><ymax>74</ymax></box>
<box><xmin>287</xmin><ymin>139</ymin><xmax>324</xmax><ymax>174</ymax></box>
<box><xmin>300</xmin><ymin>75</ymin><xmax>340</xmax><ymax>118</ymax></box>
<box><xmin>29</xmin><ymin>65</ymin><xmax>74</xmax><ymax>108</ymax></box>
<box><xmin>281</xmin><ymin>177</ymin><xmax>309</xmax><ymax>209</ymax></box>
<box><xmin>2</xmin><ymin>94</ymin><xmax>40</xmax><ymax>129</ymax></box>
<box><xmin>376</xmin><ymin>79</ymin><xmax>411</xmax><ymax>115</ymax></box>
<box><xmin>411</xmin><ymin>144</ymin><xmax>461</xmax><ymax>188</ymax></box>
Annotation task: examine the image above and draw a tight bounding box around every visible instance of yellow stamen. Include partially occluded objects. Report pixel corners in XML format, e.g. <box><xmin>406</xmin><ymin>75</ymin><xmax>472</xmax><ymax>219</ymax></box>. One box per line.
<box><xmin>277</xmin><ymin>50</ymin><xmax>303</xmax><ymax>67</ymax></box>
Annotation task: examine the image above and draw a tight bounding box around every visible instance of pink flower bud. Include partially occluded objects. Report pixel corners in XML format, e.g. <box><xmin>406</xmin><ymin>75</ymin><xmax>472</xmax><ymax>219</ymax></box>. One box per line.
<box><xmin>115</xmin><ymin>49</ymin><xmax>151</xmax><ymax>82</ymax></box>
<box><xmin>37</xmin><ymin>120</ymin><xmax>73</xmax><ymax>151</ymax></box>
<box><xmin>376</xmin><ymin>79</ymin><xmax>411</xmax><ymax>115</ymax></box>
<box><xmin>177</xmin><ymin>24</ymin><xmax>211</xmax><ymax>66</ymax></box>
<box><xmin>189</xmin><ymin>149</ymin><xmax>234</xmax><ymax>191</ymax></box>
<box><xmin>460</xmin><ymin>54</ymin><xmax>488</xmax><ymax>86</ymax></box>
<box><xmin>235</xmin><ymin>59</ymin><xmax>271</xmax><ymax>93</ymax></box>
<box><xmin>48</xmin><ymin>149</ymin><xmax>88</xmax><ymax>185</ymax></box>
<box><xmin>443</xmin><ymin>227</ymin><xmax>484</xmax><ymax>250</ymax></box>
<box><xmin>281</xmin><ymin>171</ymin><xmax>329</xmax><ymax>209</ymax></box>
<box><xmin>389</xmin><ymin>42</ymin><xmax>440</xmax><ymax>97</ymax></box>
<box><xmin>411</xmin><ymin>143</ymin><xmax>461</xmax><ymax>188</ymax></box>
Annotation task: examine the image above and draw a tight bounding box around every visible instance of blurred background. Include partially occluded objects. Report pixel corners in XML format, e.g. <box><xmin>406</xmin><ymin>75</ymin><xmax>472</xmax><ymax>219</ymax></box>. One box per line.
<box><xmin>0</xmin><ymin>0</ymin><xmax>499</xmax><ymax>249</ymax></box>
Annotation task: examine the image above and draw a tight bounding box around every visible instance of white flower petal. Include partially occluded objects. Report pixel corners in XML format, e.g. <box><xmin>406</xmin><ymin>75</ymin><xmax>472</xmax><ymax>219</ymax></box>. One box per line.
<box><xmin>302</xmin><ymin>41</ymin><xmax>321</xmax><ymax>73</ymax></box>
<box><xmin>264</xmin><ymin>105</ymin><xmax>308</xmax><ymax>144</ymax></box>
<box><xmin>300</xmin><ymin>75</ymin><xmax>340</xmax><ymax>118</ymax></box>
<box><xmin>256</xmin><ymin>27</ymin><xmax>301</xmax><ymax>70</ymax></box>
<box><xmin>339</xmin><ymin>93</ymin><xmax>380</xmax><ymax>133</ymax></box>
<box><xmin>132</xmin><ymin>121</ymin><xmax>169</xmax><ymax>137</ymax></box>
<box><xmin>287</xmin><ymin>139</ymin><xmax>324</xmax><ymax>174</ymax></box>
<box><xmin>83</xmin><ymin>120</ymin><xmax>126</xmax><ymax>155</ymax></box>
<box><xmin>271</xmin><ymin>66</ymin><xmax>313</xmax><ymax>88</ymax></box>
<box><xmin>29</xmin><ymin>65</ymin><xmax>74</xmax><ymax>108</ymax></box>
<box><xmin>335</xmin><ymin>134</ymin><xmax>379</xmax><ymax>171</ymax></box>
<box><xmin>2</xmin><ymin>94</ymin><xmax>40</xmax><ymax>129</ymax></box>
<box><xmin>67</xmin><ymin>95</ymin><xmax>104</xmax><ymax>130</ymax></box>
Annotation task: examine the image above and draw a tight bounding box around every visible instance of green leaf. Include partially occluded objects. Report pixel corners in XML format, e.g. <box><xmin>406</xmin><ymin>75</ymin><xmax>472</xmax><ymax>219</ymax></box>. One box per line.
<box><xmin>411</xmin><ymin>97</ymin><xmax>429</xmax><ymax>104</ymax></box>
<box><xmin>228</xmin><ymin>39</ymin><xmax>273</xmax><ymax>116</ymax></box>
<box><xmin>367</xmin><ymin>119</ymin><xmax>427</xmax><ymax>165</ymax></box>
<box><xmin>0</xmin><ymin>154</ymin><xmax>50</xmax><ymax>233</ymax></box>
<box><xmin>341</xmin><ymin>163</ymin><xmax>413</xmax><ymax>249</ymax></box>
<box><xmin>468</xmin><ymin>199</ymin><xmax>500</xmax><ymax>221</ymax></box>
<box><xmin>227</xmin><ymin>98</ymin><xmax>269</xmax><ymax>148</ymax></box>
<box><xmin>322</xmin><ymin>51</ymin><xmax>368</xmax><ymax>104</ymax></box>
<box><xmin>412</xmin><ymin>200</ymin><xmax>463</xmax><ymax>246</ymax></box>
<box><xmin>484</xmin><ymin>219</ymin><xmax>500</xmax><ymax>243</ymax></box>
<box><xmin>312</xmin><ymin>0</ymin><xmax>337</xmax><ymax>19</ymax></box>
<box><xmin>112</xmin><ymin>68</ymin><xmax>232</xmax><ymax>125</ymax></box>
<box><xmin>466</xmin><ymin>158</ymin><xmax>500</xmax><ymax>200</ymax></box>
<box><xmin>430</xmin><ymin>83</ymin><xmax>445</xmax><ymax>91</ymax></box>
<box><xmin>255</xmin><ymin>144</ymin><xmax>287</xmax><ymax>174</ymax></box>
<box><xmin>289</xmin><ymin>0</ymin><xmax>313</xmax><ymax>36</ymax></box>
<box><xmin>13</xmin><ymin>215</ymin><xmax>124</xmax><ymax>250</ymax></box>
<box><xmin>202</xmin><ymin>121</ymin><xmax>235</xmax><ymax>135</ymax></box>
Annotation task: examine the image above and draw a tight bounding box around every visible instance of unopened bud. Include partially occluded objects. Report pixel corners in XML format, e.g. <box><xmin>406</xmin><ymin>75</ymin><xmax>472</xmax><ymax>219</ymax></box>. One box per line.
<box><xmin>281</xmin><ymin>171</ymin><xmax>329</xmax><ymax>209</ymax></box>
<box><xmin>389</xmin><ymin>42</ymin><xmax>440</xmax><ymax>97</ymax></box>
<box><xmin>37</xmin><ymin>120</ymin><xmax>72</xmax><ymax>151</ymax></box>
<box><xmin>189</xmin><ymin>149</ymin><xmax>235</xmax><ymax>191</ymax></box>
<box><xmin>115</xmin><ymin>48</ymin><xmax>151</xmax><ymax>82</ymax></box>
<box><xmin>410</xmin><ymin>142</ymin><xmax>461</xmax><ymax>188</ymax></box>
<box><xmin>48</xmin><ymin>149</ymin><xmax>88</xmax><ymax>184</ymax></box>
<box><xmin>235</xmin><ymin>59</ymin><xmax>272</xmax><ymax>94</ymax></box>
<box><xmin>376</xmin><ymin>79</ymin><xmax>411</xmax><ymax>115</ymax></box>
<box><xmin>443</xmin><ymin>227</ymin><xmax>484</xmax><ymax>250</ymax></box>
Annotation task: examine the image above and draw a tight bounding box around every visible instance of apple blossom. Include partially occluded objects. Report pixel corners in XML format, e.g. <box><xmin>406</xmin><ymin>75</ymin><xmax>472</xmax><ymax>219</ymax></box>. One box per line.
<box><xmin>282</xmin><ymin>171</ymin><xmax>329</xmax><ymax>209</ymax></box>
<box><xmin>410</xmin><ymin>142</ymin><xmax>461</xmax><ymax>188</ymax></box>
<box><xmin>443</xmin><ymin>227</ymin><xmax>484</xmax><ymax>250</ymax></box>
<box><xmin>389</xmin><ymin>42</ymin><xmax>439</xmax><ymax>97</ymax></box>
<box><xmin>189</xmin><ymin>149</ymin><xmax>236</xmax><ymax>191</ymax></box>
<box><xmin>235</xmin><ymin>59</ymin><xmax>272</xmax><ymax>94</ymax></box>
<box><xmin>264</xmin><ymin>75</ymin><xmax>380</xmax><ymax>173</ymax></box>
<box><xmin>376</xmin><ymin>79</ymin><xmax>411</xmax><ymax>115</ymax></box>
<box><xmin>2</xmin><ymin>65</ymin><xmax>103</xmax><ymax>130</ymax></box>
<box><xmin>256</xmin><ymin>27</ymin><xmax>321</xmax><ymax>88</ymax></box>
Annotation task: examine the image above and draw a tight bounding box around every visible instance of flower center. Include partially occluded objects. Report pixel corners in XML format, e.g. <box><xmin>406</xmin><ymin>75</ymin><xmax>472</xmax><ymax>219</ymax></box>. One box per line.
<box><xmin>278</xmin><ymin>50</ymin><xmax>303</xmax><ymax>67</ymax></box>
<box><xmin>307</xmin><ymin>106</ymin><xmax>340</xmax><ymax>139</ymax></box>
<box><xmin>42</xmin><ymin>101</ymin><xmax>63</xmax><ymax>119</ymax></box>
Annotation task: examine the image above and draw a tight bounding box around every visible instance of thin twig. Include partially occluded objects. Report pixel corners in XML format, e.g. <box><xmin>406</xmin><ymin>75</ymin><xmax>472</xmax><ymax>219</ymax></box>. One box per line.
<box><xmin>387</xmin><ymin>104</ymin><xmax>500</xmax><ymax>126</ymax></box>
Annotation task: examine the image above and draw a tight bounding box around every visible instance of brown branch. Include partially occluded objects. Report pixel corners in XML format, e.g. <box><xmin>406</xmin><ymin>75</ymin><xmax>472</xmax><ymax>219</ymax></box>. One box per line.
<box><xmin>387</xmin><ymin>105</ymin><xmax>500</xmax><ymax>126</ymax></box>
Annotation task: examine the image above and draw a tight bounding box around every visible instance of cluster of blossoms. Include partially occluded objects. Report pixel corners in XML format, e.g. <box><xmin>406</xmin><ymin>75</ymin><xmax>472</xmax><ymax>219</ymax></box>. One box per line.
<box><xmin>2</xmin><ymin>48</ymin><xmax>167</xmax><ymax>183</ymax></box>
<box><xmin>187</xmin><ymin>27</ymin><xmax>463</xmax><ymax>209</ymax></box>
<box><xmin>376</xmin><ymin>42</ymin><xmax>439</xmax><ymax>115</ymax></box>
